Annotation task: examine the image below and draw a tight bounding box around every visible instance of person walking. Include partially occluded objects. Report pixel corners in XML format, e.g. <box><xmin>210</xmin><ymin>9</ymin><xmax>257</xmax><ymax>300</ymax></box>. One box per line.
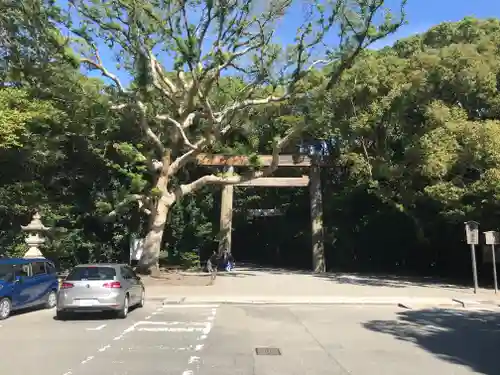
<box><xmin>207</xmin><ymin>251</ymin><xmax>219</xmax><ymax>281</ymax></box>
<box><xmin>224</xmin><ymin>251</ymin><xmax>235</xmax><ymax>272</ymax></box>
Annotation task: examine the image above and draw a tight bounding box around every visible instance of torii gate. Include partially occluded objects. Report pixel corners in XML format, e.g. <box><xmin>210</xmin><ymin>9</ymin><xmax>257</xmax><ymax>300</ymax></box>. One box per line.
<box><xmin>197</xmin><ymin>154</ymin><xmax>325</xmax><ymax>273</ymax></box>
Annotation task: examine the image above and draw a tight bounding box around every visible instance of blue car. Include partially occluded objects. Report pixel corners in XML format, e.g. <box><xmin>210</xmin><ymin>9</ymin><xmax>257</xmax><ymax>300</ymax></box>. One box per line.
<box><xmin>0</xmin><ymin>257</ymin><xmax>59</xmax><ymax>320</ymax></box>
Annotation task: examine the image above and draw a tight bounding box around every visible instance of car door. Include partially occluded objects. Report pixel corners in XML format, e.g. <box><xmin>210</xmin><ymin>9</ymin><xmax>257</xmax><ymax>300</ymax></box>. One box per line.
<box><xmin>126</xmin><ymin>266</ymin><xmax>143</xmax><ymax>302</ymax></box>
<box><xmin>120</xmin><ymin>266</ymin><xmax>139</xmax><ymax>304</ymax></box>
<box><xmin>11</xmin><ymin>263</ymin><xmax>38</xmax><ymax>309</ymax></box>
<box><xmin>30</xmin><ymin>261</ymin><xmax>53</xmax><ymax>304</ymax></box>
<box><xmin>44</xmin><ymin>261</ymin><xmax>59</xmax><ymax>291</ymax></box>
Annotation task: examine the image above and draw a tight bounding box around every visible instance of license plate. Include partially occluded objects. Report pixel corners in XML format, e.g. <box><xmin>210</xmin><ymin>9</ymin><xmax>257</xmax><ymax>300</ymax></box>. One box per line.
<box><xmin>77</xmin><ymin>299</ymin><xmax>96</xmax><ymax>306</ymax></box>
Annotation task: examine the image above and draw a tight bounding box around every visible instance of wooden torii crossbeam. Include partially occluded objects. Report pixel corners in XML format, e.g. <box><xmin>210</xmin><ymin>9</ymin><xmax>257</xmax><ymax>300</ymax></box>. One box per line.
<box><xmin>197</xmin><ymin>154</ymin><xmax>325</xmax><ymax>273</ymax></box>
<box><xmin>196</xmin><ymin>154</ymin><xmax>313</xmax><ymax>167</ymax></box>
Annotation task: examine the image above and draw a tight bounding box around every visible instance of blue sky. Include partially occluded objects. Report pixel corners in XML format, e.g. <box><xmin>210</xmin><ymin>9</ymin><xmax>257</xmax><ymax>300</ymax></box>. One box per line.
<box><xmin>77</xmin><ymin>0</ymin><xmax>500</xmax><ymax>85</ymax></box>
<box><xmin>371</xmin><ymin>0</ymin><xmax>500</xmax><ymax>48</ymax></box>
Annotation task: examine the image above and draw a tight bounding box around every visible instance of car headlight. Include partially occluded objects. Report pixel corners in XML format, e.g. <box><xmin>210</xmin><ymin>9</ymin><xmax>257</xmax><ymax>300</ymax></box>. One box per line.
<box><xmin>0</xmin><ymin>285</ymin><xmax>3</xmax><ymax>291</ymax></box>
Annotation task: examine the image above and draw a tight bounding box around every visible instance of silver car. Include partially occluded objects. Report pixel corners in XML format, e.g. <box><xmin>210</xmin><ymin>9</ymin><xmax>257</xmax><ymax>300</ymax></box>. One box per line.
<box><xmin>56</xmin><ymin>263</ymin><xmax>145</xmax><ymax>320</ymax></box>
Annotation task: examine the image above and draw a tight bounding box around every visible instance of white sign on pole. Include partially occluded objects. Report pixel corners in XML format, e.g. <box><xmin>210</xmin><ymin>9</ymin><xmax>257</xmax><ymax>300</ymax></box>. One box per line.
<box><xmin>130</xmin><ymin>238</ymin><xmax>145</xmax><ymax>262</ymax></box>
<box><xmin>484</xmin><ymin>231</ymin><xmax>500</xmax><ymax>246</ymax></box>
<box><xmin>465</xmin><ymin>221</ymin><xmax>479</xmax><ymax>245</ymax></box>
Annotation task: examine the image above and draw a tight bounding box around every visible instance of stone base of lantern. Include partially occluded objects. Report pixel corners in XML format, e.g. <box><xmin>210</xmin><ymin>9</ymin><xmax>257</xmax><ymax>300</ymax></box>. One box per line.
<box><xmin>24</xmin><ymin>247</ymin><xmax>45</xmax><ymax>259</ymax></box>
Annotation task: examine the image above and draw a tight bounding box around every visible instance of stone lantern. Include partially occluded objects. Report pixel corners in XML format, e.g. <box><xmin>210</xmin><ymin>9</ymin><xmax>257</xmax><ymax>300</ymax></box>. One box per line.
<box><xmin>21</xmin><ymin>212</ymin><xmax>50</xmax><ymax>259</ymax></box>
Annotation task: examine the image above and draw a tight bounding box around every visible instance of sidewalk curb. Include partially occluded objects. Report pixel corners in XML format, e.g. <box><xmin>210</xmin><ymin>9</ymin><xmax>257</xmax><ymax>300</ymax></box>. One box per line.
<box><xmin>157</xmin><ymin>296</ymin><xmax>489</xmax><ymax>308</ymax></box>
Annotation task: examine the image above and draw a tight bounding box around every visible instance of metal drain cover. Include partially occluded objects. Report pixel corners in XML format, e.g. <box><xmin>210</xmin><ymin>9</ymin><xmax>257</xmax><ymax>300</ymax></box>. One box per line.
<box><xmin>255</xmin><ymin>347</ymin><xmax>282</xmax><ymax>356</ymax></box>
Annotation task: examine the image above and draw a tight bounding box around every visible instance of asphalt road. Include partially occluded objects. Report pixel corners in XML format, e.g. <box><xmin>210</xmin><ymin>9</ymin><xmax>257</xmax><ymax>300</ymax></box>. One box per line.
<box><xmin>0</xmin><ymin>302</ymin><xmax>498</xmax><ymax>375</ymax></box>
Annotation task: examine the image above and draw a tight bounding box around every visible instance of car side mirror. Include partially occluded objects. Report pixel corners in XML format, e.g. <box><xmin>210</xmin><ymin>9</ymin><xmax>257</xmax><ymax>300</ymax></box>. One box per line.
<box><xmin>15</xmin><ymin>276</ymin><xmax>23</xmax><ymax>284</ymax></box>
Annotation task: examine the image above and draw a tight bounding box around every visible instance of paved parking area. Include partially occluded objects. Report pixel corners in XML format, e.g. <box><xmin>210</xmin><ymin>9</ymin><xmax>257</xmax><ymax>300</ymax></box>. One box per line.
<box><xmin>0</xmin><ymin>303</ymin><xmax>498</xmax><ymax>375</ymax></box>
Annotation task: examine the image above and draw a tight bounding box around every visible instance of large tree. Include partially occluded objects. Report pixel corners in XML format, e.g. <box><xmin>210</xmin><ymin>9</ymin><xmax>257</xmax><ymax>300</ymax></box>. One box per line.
<box><xmin>60</xmin><ymin>0</ymin><xmax>406</xmax><ymax>273</ymax></box>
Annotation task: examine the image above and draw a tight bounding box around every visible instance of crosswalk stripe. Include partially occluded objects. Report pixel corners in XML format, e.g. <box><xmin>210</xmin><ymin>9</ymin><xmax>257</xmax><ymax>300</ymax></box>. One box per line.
<box><xmin>161</xmin><ymin>304</ymin><xmax>219</xmax><ymax>309</ymax></box>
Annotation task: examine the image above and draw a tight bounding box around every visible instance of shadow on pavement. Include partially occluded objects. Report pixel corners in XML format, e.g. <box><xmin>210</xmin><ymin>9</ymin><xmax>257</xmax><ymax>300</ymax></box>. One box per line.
<box><xmin>363</xmin><ymin>308</ymin><xmax>500</xmax><ymax>375</ymax></box>
<box><xmin>10</xmin><ymin>305</ymin><xmax>47</xmax><ymax>317</ymax></box>
<box><xmin>52</xmin><ymin>306</ymin><xmax>141</xmax><ymax>321</ymax></box>
<box><xmin>229</xmin><ymin>263</ymin><xmax>470</xmax><ymax>290</ymax></box>
<box><xmin>213</xmin><ymin>271</ymin><xmax>257</xmax><ymax>278</ymax></box>
<box><xmin>314</xmin><ymin>273</ymin><xmax>470</xmax><ymax>290</ymax></box>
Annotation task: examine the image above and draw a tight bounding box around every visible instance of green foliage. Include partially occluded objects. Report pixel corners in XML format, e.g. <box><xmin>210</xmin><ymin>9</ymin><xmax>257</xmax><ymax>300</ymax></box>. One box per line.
<box><xmin>0</xmin><ymin>88</ymin><xmax>60</xmax><ymax>149</ymax></box>
<box><xmin>6</xmin><ymin>3</ymin><xmax>500</xmax><ymax>281</ymax></box>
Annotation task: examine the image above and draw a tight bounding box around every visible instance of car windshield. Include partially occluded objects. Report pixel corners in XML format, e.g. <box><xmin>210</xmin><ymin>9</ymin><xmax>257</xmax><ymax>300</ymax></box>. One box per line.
<box><xmin>0</xmin><ymin>264</ymin><xmax>15</xmax><ymax>282</ymax></box>
<box><xmin>66</xmin><ymin>266</ymin><xmax>116</xmax><ymax>281</ymax></box>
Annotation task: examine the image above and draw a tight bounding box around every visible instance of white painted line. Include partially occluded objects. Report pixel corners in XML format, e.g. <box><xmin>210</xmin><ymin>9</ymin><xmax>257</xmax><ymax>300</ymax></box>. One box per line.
<box><xmin>112</xmin><ymin>321</ymin><xmax>140</xmax><ymax>341</ymax></box>
<box><xmin>137</xmin><ymin>327</ymin><xmax>205</xmax><ymax>333</ymax></box>
<box><xmin>86</xmin><ymin>324</ymin><xmax>107</xmax><ymax>331</ymax></box>
<box><xmin>181</xmin><ymin>307</ymin><xmax>217</xmax><ymax>375</ymax></box>
<box><xmin>161</xmin><ymin>304</ymin><xmax>220</xmax><ymax>309</ymax></box>
<box><xmin>136</xmin><ymin>321</ymin><xmax>208</xmax><ymax>326</ymax></box>
<box><xmin>202</xmin><ymin>322</ymin><xmax>212</xmax><ymax>335</ymax></box>
<box><xmin>61</xmin><ymin>320</ymin><xmax>141</xmax><ymax>375</ymax></box>
<box><xmin>81</xmin><ymin>356</ymin><xmax>94</xmax><ymax>365</ymax></box>
<box><xmin>123</xmin><ymin>345</ymin><xmax>198</xmax><ymax>352</ymax></box>
<box><xmin>188</xmin><ymin>356</ymin><xmax>200</xmax><ymax>364</ymax></box>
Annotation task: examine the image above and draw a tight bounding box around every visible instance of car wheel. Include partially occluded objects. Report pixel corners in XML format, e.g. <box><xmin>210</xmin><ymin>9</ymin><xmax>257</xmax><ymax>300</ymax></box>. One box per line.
<box><xmin>0</xmin><ymin>298</ymin><xmax>12</xmax><ymax>320</ymax></box>
<box><xmin>45</xmin><ymin>291</ymin><xmax>57</xmax><ymax>309</ymax></box>
<box><xmin>117</xmin><ymin>295</ymin><xmax>129</xmax><ymax>319</ymax></box>
<box><xmin>138</xmin><ymin>289</ymin><xmax>145</xmax><ymax>308</ymax></box>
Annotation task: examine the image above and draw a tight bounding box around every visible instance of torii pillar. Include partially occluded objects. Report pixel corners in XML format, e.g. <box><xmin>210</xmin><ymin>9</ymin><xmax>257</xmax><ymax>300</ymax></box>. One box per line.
<box><xmin>309</xmin><ymin>156</ymin><xmax>325</xmax><ymax>273</ymax></box>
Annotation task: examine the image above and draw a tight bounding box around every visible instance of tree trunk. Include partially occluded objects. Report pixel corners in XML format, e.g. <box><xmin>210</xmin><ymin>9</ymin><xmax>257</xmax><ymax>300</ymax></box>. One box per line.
<box><xmin>138</xmin><ymin>151</ymin><xmax>172</xmax><ymax>274</ymax></box>
<box><xmin>138</xmin><ymin>199</ymin><xmax>170</xmax><ymax>274</ymax></box>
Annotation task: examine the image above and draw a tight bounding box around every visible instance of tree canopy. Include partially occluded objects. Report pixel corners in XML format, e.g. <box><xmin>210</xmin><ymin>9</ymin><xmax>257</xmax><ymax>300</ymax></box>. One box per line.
<box><xmin>2</xmin><ymin>2</ymin><xmax>500</xmax><ymax>280</ymax></box>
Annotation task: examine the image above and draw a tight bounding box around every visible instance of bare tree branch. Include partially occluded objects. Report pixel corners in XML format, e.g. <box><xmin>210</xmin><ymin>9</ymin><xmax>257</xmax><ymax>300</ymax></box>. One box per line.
<box><xmin>80</xmin><ymin>49</ymin><xmax>125</xmax><ymax>92</ymax></box>
<box><xmin>167</xmin><ymin>124</ymin><xmax>231</xmax><ymax>177</ymax></box>
<box><xmin>175</xmin><ymin>122</ymin><xmax>303</xmax><ymax>197</ymax></box>
<box><xmin>156</xmin><ymin>113</ymin><xmax>197</xmax><ymax>149</ymax></box>
<box><xmin>136</xmin><ymin>101</ymin><xmax>165</xmax><ymax>154</ymax></box>
<box><xmin>106</xmin><ymin>194</ymin><xmax>151</xmax><ymax>219</ymax></box>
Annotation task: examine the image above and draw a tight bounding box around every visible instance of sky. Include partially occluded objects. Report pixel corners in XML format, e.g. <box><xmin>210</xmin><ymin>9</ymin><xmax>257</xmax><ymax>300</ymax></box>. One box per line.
<box><xmin>77</xmin><ymin>0</ymin><xmax>500</xmax><ymax>85</ymax></box>
<box><xmin>369</xmin><ymin>0</ymin><xmax>500</xmax><ymax>49</ymax></box>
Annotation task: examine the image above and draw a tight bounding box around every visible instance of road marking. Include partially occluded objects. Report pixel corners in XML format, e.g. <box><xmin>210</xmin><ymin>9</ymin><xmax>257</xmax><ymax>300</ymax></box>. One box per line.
<box><xmin>181</xmin><ymin>306</ymin><xmax>217</xmax><ymax>375</ymax></box>
<box><xmin>188</xmin><ymin>356</ymin><xmax>200</xmax><ymax>364</ymax></box>
<box><xmin>137</xmin><ymin>327</ymin><xmax>206</xmax><ymax>333</ymax></box>
<box><xmin>161</xmin><ymin>304</ymin><xmax>220</xmax><ymax>309</ymax></box>
<box><xmin>136</xmin><ymin>320</ymin><xmax>209</xmax><ymax>326</ymax></box>
<box><xmin>80</xmin><ymin>356</ymin><xmax>94</xmax><ymax>365</ymax></box>
<box><xmin>123</xmin><ymin>344</ymin><xmax>200</xmax><ymax>352</ymax></box>
<box><xmin>60</xmin><ymin>304</ymin><xmax>167</xmax><ymax>375</ymax></box>
<box><xmin>202</xmin><ymin>322</ymin><xmax>212</xmax><ymax>334</ymax></box>
<box><xmin>86</xmin><ymin>324</ymin><xmax>107</xmax><ymax>331</ymax></box>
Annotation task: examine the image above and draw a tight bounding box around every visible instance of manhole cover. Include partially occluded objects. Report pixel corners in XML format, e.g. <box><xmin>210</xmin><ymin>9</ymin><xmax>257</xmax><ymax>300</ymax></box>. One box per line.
<box><xmin>255</xmin><ymin>347</ymin><xmax>282</xmax><ymax>356</ymax></box>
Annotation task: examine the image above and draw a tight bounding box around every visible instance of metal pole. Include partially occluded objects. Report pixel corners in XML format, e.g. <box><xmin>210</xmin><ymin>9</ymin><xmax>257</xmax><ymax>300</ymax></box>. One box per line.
<box><xmin>492</xmin><ymin>244</ymin><xmax>498</xmax><ymax>294</ymax></box>
<box><xmin>470</xmin><ymin>243</ymin><xmax>479</xmax><ymax>294</ymax></box>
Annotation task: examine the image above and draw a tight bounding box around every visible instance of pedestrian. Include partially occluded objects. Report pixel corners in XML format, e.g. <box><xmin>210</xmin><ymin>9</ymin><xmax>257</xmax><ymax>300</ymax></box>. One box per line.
<box><xmin>224</xmin><ymin>251</ymin><xmax>235</xmax><ymax>272</ymax></box>
<box><xmin>207</xmin><ymin>251</ymin><xmax>219</xmax><ymax>280</ymax></box>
